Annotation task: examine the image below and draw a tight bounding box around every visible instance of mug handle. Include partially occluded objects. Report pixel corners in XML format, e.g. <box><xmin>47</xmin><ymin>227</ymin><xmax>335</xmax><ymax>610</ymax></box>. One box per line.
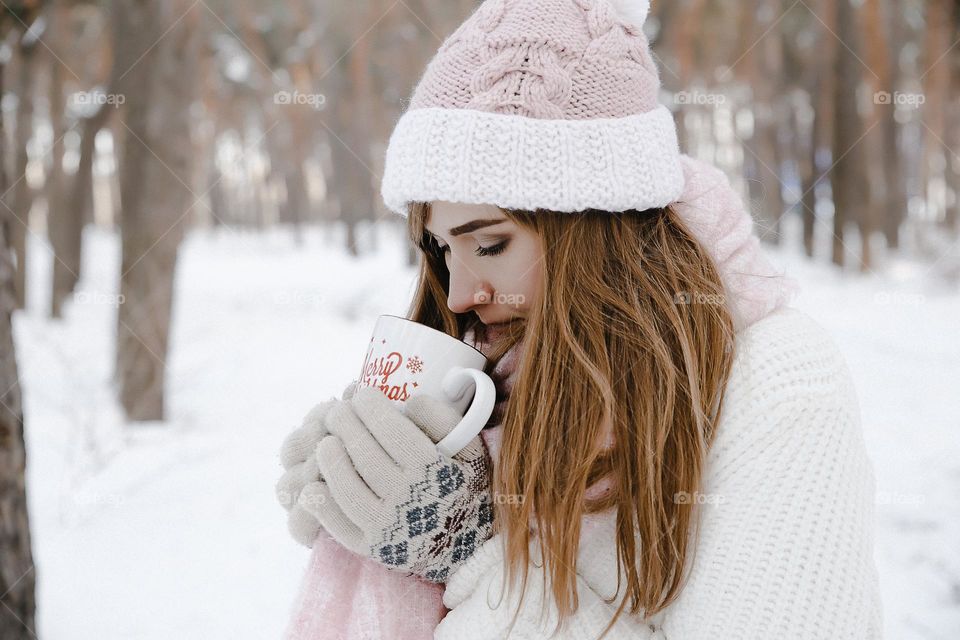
<box><xmin>435</xmin><ymin>366</ymin><xmax>496</xmax><ymax>458</ymax></box>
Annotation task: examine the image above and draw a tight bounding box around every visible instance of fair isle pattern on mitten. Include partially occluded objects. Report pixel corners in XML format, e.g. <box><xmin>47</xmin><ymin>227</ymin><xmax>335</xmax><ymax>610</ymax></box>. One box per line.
<box><xmin>314</xmin><ymin>387</ymin><xmax>498</xmax><ymax>584</ymax></box>
<box><xmin>374</xmin><ymin>455</ymin><xmax>495</xmax><ymax>583</ymax></box>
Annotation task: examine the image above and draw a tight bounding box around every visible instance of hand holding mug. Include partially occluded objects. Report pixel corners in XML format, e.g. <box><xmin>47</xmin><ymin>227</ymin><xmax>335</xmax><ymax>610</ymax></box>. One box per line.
<box><xmin>306</xmin><ymin>315</ymin><xmax>499</xmax><ymax>580</ymax></box>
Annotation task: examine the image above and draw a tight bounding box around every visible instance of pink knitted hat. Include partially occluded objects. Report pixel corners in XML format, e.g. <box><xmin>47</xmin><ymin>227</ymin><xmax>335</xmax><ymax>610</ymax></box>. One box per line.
<box><xmin>380</xmin><ymin>0</ymin><xmax>684</xmax><ymax>217</ymax></box>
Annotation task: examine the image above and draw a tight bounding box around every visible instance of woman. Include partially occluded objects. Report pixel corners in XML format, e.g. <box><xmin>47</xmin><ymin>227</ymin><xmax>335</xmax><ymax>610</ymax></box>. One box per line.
<box><xmin>277</xmin><ymin>0</ymin><xmax>884</xmax><ymax>637</ymax></box>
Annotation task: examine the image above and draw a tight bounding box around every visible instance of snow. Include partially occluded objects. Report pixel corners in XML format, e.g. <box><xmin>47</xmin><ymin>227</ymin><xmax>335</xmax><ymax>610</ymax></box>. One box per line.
<box><xmin>14</xmin><ymin>218</ymin><xmax>960</xmax><ymax>639</ymax></box>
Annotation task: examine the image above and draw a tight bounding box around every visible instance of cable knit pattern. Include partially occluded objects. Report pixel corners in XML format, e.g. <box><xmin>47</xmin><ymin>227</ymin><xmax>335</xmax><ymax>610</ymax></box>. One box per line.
<box><xmin>380</xmin><ymin>0</ymin><xmax>686</xmax><ymax>217</ymax></box>
<box><xmin>435</xmin><ymin>307</ymin><xmax>884</xmax><ymax>639</ymax></box>
<box><xmin>409</xmin><ymin>0</ymin><xmax>660</xmax><ymax>118</ymax></box>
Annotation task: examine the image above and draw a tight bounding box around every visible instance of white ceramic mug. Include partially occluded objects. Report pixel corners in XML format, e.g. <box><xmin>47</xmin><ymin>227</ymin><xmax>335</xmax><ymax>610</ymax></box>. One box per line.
<box><xmin>356</xmin><ymin>314</ymin><xmax>495</xmax><ymax>457</ymax></box>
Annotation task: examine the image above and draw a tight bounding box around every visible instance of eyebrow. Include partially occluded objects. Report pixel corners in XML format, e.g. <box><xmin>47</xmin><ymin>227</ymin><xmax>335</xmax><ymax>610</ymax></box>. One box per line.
<box><xmin>446</xmin><ymin>218</ymin><xmax>508</xmax><ymax>237</ymax></box>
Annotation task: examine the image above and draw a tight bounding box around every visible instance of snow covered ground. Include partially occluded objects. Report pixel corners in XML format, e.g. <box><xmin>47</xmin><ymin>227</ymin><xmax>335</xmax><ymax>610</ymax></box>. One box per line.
<box><xmin>14</xmin><ymin>219</ymin><xmax>960</xmax><ymax>639</ymax></box>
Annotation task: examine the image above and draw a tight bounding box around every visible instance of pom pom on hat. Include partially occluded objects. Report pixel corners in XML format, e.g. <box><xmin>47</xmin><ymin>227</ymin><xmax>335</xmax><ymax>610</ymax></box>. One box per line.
<box><xmin>607</xmin><ymin>0</ymin><xmax>651</xmax><ymax>30</ymax></box>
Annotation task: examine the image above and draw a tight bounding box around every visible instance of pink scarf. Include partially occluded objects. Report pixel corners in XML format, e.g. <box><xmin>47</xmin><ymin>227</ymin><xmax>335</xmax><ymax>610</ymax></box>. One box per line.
<box><xmin>283</xmin><ymin>155</ymin><xmax>797</xmax><ymax>639</ymax></box>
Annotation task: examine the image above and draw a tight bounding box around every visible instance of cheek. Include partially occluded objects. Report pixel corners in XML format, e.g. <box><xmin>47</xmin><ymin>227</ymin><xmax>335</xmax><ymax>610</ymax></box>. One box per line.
<box><xmin>492</xmin><ymin>236</ymin><xmax>542</xmax><ymax>308</ymax></box>
<box><xmin>517</xmin><ymin>259</ymin><xmax>543</xmax><ymax>309</ymax></box>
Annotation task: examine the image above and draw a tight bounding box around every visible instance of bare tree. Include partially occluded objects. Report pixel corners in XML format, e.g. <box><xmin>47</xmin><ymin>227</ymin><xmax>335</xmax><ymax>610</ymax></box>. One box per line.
<box><xmin>854</xmin><ymin>0</ymin><xmax>887</xmax><ymax>271</ymax></box>
<box><xmin>0</xmin><ymin>192</ymin><xmax>33</xmax><ymax>640</ymax></box>
<box><xmin>830</xmin><ymin>0</ymin><xmax>870</xmax><ymax>269</ymax></box>
<box><xmin>321</xmin><ymin>0</ymin><xmax>378</xmax><ymax>255</ymax></box>
<box><xmin>919</xmin><ymin>0</ymin><xmax>953</xmax><ymax>257</ymax></box>
<box><xmin>8</xmin><ymin>11</ymin><xmax>42</xmax><ymax>310</ymax></box>
<box><xmin>46</xmin><ymin>0</ymin><xmax>75</xmax><ymax>317</ymax></box>
<box><xmin>0</xmin><ymin>3</ymin><xmax>36</xmax><ymax>634</ymax></box>
<box><xmin>115</xmin><ymin>0</ymin><xmax>199</xmax><ymax>421</ymax></box>
<box><xmin>880</xmin><ymin>0</ymin><xmax>908</xmax><ymax>249</ymax></box>
<box><xmin>54</xmin><ymin>0</ymin><xmax>128</xmax><ymax>316</ymax></box>
<box><xmin>946</xmin><ymin>1</ymin><xmax>960</xmax><ymax>235</ymax></box>
<box><xmin>739</xmin><ymin>0</ymin><xmax>787</xmax><ymax>243</ymax></box>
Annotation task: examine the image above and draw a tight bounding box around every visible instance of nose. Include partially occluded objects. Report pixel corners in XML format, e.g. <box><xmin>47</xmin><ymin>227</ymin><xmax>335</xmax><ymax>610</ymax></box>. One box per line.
<box><xmin>446</xmin><ymin>260</ymin><xmax>492</xmax><ymax>314</ymax></box>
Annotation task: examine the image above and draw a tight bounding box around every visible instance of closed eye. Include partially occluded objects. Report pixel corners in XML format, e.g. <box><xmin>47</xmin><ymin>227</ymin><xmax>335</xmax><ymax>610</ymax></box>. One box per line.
<box><xmin>475</xmin><ymin>240</ymin><xmax>508</xmax><ymax>257</ymax></box>
<box><xmin>422</xmin><ymin>233</ymin><xmax>509</xmax><ymax>259</ymax></box>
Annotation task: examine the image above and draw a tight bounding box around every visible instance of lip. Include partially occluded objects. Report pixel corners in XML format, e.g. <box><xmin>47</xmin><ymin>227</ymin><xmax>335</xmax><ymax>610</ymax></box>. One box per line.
<box><xmin>476</xmin><ymin>314</ymin><xmax>518</xmax><ymax>327</ymax></box>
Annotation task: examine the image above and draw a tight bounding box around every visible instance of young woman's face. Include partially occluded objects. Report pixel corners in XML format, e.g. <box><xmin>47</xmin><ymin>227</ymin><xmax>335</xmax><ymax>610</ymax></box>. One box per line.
<box><xmin>425</xmin><ymin>200</ymin><xmax>543</xmax><ymax>325</ymax></box>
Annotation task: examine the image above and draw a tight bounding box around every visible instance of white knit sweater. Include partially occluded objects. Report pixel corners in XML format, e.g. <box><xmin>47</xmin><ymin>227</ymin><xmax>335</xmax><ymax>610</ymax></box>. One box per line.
<box><xmin>434</xmin><ymin>307</ymin><xmax>884</xmax><ymax>639</ymax></box>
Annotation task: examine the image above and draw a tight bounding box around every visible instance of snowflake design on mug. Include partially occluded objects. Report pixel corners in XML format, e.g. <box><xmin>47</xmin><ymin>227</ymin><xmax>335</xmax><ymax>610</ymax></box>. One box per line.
<box><xmin>406</xmin><ymin>355</ymin><xmax>424</xmax><ymax>374</ymax></box>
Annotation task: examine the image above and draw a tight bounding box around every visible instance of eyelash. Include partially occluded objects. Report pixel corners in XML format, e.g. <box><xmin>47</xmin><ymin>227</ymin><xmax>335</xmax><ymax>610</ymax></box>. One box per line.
<box><xmin>475</xmin><ymin>240</ymin><xmax>508</xmax><ymax>257</ymax></box>
<box><xmin>429</xmin><ymin>238</ymin><xmax>509</xmax><ymax>258</ymax></box>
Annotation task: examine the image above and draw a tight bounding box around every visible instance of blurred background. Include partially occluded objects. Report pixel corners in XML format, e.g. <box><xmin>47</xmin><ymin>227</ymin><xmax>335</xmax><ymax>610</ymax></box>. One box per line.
<box><xmin>0</xmin><ymin>0</ymin><xmax>957</xmax><ymax>638</ymax></box>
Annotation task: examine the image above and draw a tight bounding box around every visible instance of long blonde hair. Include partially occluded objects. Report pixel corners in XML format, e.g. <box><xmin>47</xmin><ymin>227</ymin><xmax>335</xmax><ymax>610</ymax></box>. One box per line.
<box><xmin>406</xmin><ymin>201</ymin><xmax>736</xmax><ymax>638</ymax></box>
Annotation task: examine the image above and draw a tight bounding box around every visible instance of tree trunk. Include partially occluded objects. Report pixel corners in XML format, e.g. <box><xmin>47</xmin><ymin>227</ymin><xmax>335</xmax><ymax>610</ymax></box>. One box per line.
<box><xmin>804</xmin><ymin>0</ymin><xmax>839</xmax><ymax>261</ymax></box>
<box><xmin>323</xmin><ymin>1</ymin><xmax>377</xmax><ymax>256</ymax></box>
<box><xmin>11</xmin><ymin>27</ymin><xmax>40</xmax><ymax>311</ymax></box>
<box><xmin>0</xmin><ymin>51</ymin><xmax>37</xmax><ymax>640</ymax></box>
<box><xmin>831</xmin><ymin>0</ymin><xmax>870</xmax><ymax>269</ymax></box>
<box><xmin>882</xmin><ymin>2</ymin><xmax>907</xmax><ymax>249</ymax></box>
<box><xmin>47</xmin><ymin>0</ymin><xmax>75</xmax><ymax>318</ymax></box>
<box><xmin>115</xmin><ymin>0</ymin><xmax>199</xmax><ymax>421</ymax></box>
<box><xmin>919</xmin><ymin>0</ymin><xmax>952</xmax><ymax>257</ymax></box>
<box><xmin>60</xmin><ymin>0</ymin><xmax>134</xmax><ymax>310</ymax></box>
<box><xmin>854</xmin><ymin>0</ymin><xmax>892</xmax><ymax>272</ymax></box>
<box><xmin>670</xmin><ymin>0</ymin><xmax>708</xmax><ymax>152</ymax></box>
<box><xmin>741</xmin><ymin>0</ymin><xmax>785</xmax><ymax>244</ymax></box>
<box><xmin>944</xmin><ymin>2</ymin><xmax>960</xmax><ymax>234</ymax></box>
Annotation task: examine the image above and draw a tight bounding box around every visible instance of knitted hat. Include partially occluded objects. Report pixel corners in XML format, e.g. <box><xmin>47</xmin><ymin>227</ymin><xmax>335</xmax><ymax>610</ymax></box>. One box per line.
<box><xmin>380</xmin><ymin>0</ymin><xmax>684</xmax><ymax>217</ymax></box>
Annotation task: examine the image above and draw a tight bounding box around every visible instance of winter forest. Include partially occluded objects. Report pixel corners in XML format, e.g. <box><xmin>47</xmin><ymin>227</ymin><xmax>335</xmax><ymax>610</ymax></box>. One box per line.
<box><xmin>0</xmin><ymin>0</ymin><xmax>957</xmax><ymax>638</ymax></box>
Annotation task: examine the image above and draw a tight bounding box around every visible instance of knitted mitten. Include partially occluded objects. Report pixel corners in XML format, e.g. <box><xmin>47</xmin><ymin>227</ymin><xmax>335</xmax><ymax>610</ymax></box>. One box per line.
<box><xmin>314</xmin><ymin>386</ymin><xmax>495</xmax><ymax>583</ymax></box>
<box><xmin>276</xmin><ymin>380</ymin><xmax>358</xmax><ymax>547</ymax></box>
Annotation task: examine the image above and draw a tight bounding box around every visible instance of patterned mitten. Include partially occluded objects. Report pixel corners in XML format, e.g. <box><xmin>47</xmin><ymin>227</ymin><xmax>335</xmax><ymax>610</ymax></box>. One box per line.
<box><xmin>314</xmin><ymin>386</ymin><xmax>495</xmax><ymax>583</ymax></box>
<box><xmin>276</xmin><ymin>380</ymin><xmax>358</xmax><ymax>547</ymax></box>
